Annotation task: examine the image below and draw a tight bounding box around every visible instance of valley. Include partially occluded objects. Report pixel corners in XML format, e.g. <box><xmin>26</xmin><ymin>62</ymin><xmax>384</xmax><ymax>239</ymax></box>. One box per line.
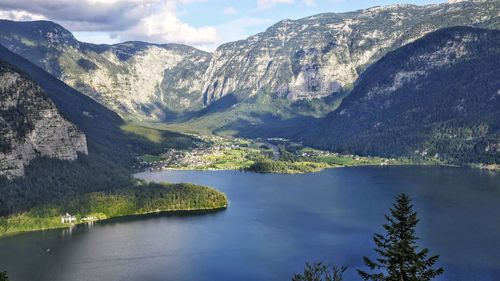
<box><xmin>135</xmin><ymin>133</ymin><xmax>414</xmax><ymax>173</ymax></box>
<box><xmin>0</xmin><ymin>0</ymin><xmax>499</xmax><ymax>280</ymax></box>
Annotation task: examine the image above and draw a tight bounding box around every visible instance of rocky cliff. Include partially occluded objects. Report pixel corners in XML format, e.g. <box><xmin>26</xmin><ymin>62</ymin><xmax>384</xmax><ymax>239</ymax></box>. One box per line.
<box><xmin>0</xmin><ymin>61</ymin><xmax>87</xmax><ymax>178</ymax></box>
<box><xmin>201</xmin><ymin>0</ymin><xmax>499</xmax><ymax>104</ymax></box>
<box><xmin>0</xmin><ymin>1</ymin><xmax>498</xmax><ymax>122</ymax></box>
<box><xmin>0</xmin><ymin>21</ymin><xmax>211</xmax><ymax>119</ymax></box>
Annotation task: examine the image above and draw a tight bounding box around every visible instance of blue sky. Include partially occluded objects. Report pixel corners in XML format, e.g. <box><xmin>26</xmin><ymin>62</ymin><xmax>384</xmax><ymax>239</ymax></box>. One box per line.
<box><xmin>0</xmin><ymin>0</ymin><xmax>447</xmax><ymax>50</ymax></box>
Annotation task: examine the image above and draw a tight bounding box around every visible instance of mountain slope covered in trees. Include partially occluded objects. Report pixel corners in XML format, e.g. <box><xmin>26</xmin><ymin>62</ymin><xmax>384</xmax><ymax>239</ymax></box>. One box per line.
<box><xmin>0</xmin><ymin>46</ymin><xmax>204</xmax><ymax>217</ymax></box>
<box><xmin>303</xmin><ymin>27</ymin><xmax>500</xmax><ymax>164</ymax></box>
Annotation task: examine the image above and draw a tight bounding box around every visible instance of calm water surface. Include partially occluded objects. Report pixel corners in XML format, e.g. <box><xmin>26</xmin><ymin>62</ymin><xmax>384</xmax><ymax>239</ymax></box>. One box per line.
<box><xmin>1</xmin><ymin>166</ymin><xmax>499</xmax><ymax>281</ymax></box>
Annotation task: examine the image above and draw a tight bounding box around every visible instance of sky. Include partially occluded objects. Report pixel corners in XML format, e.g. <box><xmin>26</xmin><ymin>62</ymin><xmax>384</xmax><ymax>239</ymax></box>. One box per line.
<box><xmin>0</xmin><ymin>0</ymin><xmax>447</xmax><ymax>51</ymax></box>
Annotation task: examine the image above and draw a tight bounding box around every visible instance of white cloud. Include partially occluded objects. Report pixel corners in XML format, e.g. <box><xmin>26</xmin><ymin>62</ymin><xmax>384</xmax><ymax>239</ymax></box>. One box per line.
<box><xmin>0</xmin><ymin>9</ymin><xmax>46</xmax><ymax>21</ymax></box>
<box><xmin>112</xmin><ymin>1</ymin><xmax>217</xmax><ymax>46</ymax></box>
<box><xmin>256</xmin><ymin>0</ymin><xmax>294</xmax><ymax>10</ymax></box>
<box><xmin>223</xmin><ymin>6</ymin><xmax>237</xmax><ymax>15</ymax></box>
<box><xmin>0</xmin><ymin>0</ymin><xmax>217</xmax><ymax>46</ymax></box>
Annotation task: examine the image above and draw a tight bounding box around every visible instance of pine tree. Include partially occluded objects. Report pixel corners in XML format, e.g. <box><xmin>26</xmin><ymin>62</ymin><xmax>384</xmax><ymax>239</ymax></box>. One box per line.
<box><xmin>293</xmin><ymin>262</ymin><xmax>347</xmax><ymax>281</ymax></box>
<box><xmin>0</xmin><ymin>271</ymin><xmax>8</xmax><ymax>281</ymax></box>
<box><xmin>358</xmin><ymin>193</ymin><xmax>443</xmax><ymax>281</ymax></box>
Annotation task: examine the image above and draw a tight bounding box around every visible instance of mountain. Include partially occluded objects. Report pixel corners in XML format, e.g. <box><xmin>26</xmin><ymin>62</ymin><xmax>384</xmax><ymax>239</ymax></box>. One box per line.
<box><xmin>0</xmin><ymin>0</ymin><xmax>498</xmax><ymax>125</ymax></box>
<box><xmin>0</xmin><ymin>59</ymin><xmax>87</xmax><ymax>179</ymax></box>
<box><xmin>0</xmin><ymin>44</ymin><xmax>202</xmax><ymax>216</ymax></box>
<box><xmin>0</xmin><ymin>43</ymin><xmax>133</xmax><ymax>160</ymax></box>
<box><xmin>303</xmin><ymin>27</ymin><xmax>500</xmax><ymax>164</ymax></box>
<box><xmin>0</xmin><ymin>20</ymin><xmax>211</xmax><ymax>119</ymax></box>
<box><xmin>201</xmin><ymin>0</ymin><xmax>499</xmax><ymax>104</ymax></box>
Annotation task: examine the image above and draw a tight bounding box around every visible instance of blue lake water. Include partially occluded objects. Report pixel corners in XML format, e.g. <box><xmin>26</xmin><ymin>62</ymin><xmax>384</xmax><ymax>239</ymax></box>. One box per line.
<box><xmin>1</xmin><ymin>166</ymin><xmax>499</xmax><ymax>281</ymax></box>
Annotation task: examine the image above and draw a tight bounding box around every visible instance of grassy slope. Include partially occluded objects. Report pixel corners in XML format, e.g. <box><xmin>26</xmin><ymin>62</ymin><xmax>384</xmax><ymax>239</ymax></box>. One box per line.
<box><xmin>163</xmin><ymin>92</ymin><xmax>344</xmax><ymax>138</ymax></box>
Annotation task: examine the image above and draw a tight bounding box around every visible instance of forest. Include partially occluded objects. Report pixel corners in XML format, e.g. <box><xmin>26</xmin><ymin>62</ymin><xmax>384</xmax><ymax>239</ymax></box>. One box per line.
<box><xmin>0</xmin><ymin>181</ymin><xmax>227</xmax><ymax>237</ymax></box>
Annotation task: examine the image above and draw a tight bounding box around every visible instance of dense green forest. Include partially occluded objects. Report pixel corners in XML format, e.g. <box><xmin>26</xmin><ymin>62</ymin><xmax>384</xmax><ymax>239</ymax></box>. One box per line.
<box><xmin>303</xmin><ymin>27</ymin><xmax>500</xmax><ymax>165</ymax></box>
<box><xmin>246</xmin><ymin>160</ymin><xmax>330</xmax><ymax>174</ymax></box>
<box><xmin>0</xmin><ymin>181</ymin><xmax>227</xmax><ymax>237</ymax></box>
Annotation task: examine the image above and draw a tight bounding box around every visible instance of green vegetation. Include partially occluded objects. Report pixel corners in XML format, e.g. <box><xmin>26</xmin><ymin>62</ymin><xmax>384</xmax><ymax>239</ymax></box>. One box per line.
<box><xmin>293</xmin><ymin>194</ymin><xmax>443</xmax><ymax>281</ymax></box>
<box><xmin>137</xmin><ymin>133</ymin><xmax>409</xmax><ymax>174</ymax></box>
<box><xmin>358</xmin><ymin>193</ymin><xmax>443</xmax><ymax>280</ymax></box>
<box><xmin>0</xmin><ymin>271</ymin><xmax>7</xmax><ymax>281</ymax></box>
<box><xmin>164</xmin><ymin>92</ymin><xmax>342</xmax><ymax>138</ymax></box>
<box><xmin>0</xmin><ymin>53</ymin><xmax>213</xmax><ymax>235</ymax></box>
<box><xmin>246</xmin><ymin>160</ymin><xmax>331</xmax><ymax>174</ymax></box>
<box><xmin>139</xmin><ymin>154</ymin><xmax>165</xmax><ymax>162</ymax></box>
<box><xmin>203</xmin><ymin>148</ymin><xmax>256</xmax><ymax>170</ymax></box>
<box><xmin>0</xmin><ymin>182</ymin><xmax>227</xmax><ymax>237</ymax></box>
<box><xmin>305</xmin><ymin>27</ymin><xmax>500</xmax><ymax>166</ymax></box>
<box><xmin>244</xmin><ymin>141</ymin><xmax>404</xmax><ymax>174</ymax></box>
<box><xmin>293</xmin><ymin>263</ymin><xmax>346</xmax><ymax>281</ymax></box>
<box><xmin>20</xmin><ymin>38</ymin><xmax>36</xmax><ymax>47</ymax></box>
<box><xmin>0</xmin><ymin>44</ymin><xmax>213</xmax><ymax>229</ymax></box>
<box><xmin>122</xmin><ymin>123</ymin><xmax>173</xmax><ymax>143</ymax></box>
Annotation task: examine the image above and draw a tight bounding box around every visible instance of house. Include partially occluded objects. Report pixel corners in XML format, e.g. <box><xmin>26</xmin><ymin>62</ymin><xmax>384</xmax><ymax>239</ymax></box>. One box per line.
<box><xmin>61</xmin><ymin>213</ymin><xmax>77</xmax><ymax>224</ymax></box>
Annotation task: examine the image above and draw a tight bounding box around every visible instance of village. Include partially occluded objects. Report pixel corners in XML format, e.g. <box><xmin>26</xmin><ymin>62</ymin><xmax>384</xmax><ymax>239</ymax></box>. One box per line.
<box><xmin>135</xmin><ymin>135</ymin><xmax>390</xmax><ymax>172</ymax></box>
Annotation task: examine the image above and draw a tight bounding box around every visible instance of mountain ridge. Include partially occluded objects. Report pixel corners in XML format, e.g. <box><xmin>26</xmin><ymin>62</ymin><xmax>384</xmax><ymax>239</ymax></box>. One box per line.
<box><xmin>0</xmin><ymin>0</ymin><xmax>498</xmax><ymax>123</ymax></box>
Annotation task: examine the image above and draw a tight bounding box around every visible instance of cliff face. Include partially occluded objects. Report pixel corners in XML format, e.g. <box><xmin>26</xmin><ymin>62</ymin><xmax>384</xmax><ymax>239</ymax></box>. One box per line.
<box><xmin>201</xmin><ymin>0</ymin><xmax>499</xmax><ymax>105</ymax></box>
<box><xmin>0</xmin><ymin>61</ymin><xmax>87</xmax><ymax>179</ymax></box>
<box><xmin>0</xmin><ymin>1</ymin><xmax>498</xmax><ymax>122</ymax></box>
<box><xmin>57</xmin><ymin>43</ymin><xmax>211</xmax><ymax>118</ymax></box>
<box><xmin>0</xmin><ymin>21</ymin><xmax>211</xmax><ymax>119</ymax></box>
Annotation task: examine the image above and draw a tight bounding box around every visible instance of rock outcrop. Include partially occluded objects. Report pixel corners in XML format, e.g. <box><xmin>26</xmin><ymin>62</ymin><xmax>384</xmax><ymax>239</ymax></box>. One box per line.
<box><xmin>0</xmin><ymin>61</ymin><xmax>87</xmax><ymax>178</ymax></box>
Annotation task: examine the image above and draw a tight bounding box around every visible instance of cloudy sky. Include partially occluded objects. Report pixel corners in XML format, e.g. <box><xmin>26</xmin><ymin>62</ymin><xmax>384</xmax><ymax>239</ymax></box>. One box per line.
<box><xmin>0</xmin><ymin>0</ymin><xmax>446</xmax><ymax>51</ymax></box>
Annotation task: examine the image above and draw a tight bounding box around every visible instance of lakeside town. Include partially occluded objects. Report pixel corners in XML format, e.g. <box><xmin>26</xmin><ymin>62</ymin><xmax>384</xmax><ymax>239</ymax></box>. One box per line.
<box><xmin>136</xmin><ymin>136</ymin><xmax>397</xmax><ymax>172</ymax></box>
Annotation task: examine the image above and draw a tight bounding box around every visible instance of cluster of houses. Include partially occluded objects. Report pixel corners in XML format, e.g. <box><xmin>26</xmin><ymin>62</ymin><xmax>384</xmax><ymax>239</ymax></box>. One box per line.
<box><xmin>138</xmin><ymin>142</ymin><xmax>234</xmax><ymax>171</ymax></box>
<box><xmin>61</xmin><ymin>213</ymin><xmax>97</xmax><ymax>224</ymax></box>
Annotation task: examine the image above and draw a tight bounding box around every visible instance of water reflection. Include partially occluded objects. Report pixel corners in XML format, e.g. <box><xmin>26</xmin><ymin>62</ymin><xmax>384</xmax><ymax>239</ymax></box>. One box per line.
<box><xmin>61</xmin><ymin>225</ymin><xmax>75</xmax><ymax>239</ymax></box>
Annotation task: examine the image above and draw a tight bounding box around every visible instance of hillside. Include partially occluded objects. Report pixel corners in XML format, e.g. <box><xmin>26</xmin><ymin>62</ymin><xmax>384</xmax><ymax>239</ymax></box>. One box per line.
<box><xmin>0</xmin><ymin>60</ymin><xmax>87</xmax><ymax>179</ymax></box>
<box><xmin>0</xmin><ymin>46</ymin><xmax>203</xmax><ymax>217</ymax></box>
<box><xmin>303</xmin><ymin>27</ymin><xmax>500</xmax><ymax>164</ymax></box>
<box><xmin>0</xmin><ymin>44</ymin><xmax>197</xmax><ymax>164</ymax></box>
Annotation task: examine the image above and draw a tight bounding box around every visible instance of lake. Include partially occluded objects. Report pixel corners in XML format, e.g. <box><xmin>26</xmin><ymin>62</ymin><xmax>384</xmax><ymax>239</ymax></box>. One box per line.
<box><xmin>1</xmin><ymin>166</ymin><xmax>499</xmax><ymax>281</ymax></box>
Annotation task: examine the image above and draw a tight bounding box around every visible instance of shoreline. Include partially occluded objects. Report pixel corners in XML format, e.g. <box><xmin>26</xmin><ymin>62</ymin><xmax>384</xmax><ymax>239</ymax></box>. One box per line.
<box><xmin>0</xmin><ymin>182</ymin><xmax>228</xmax><ymax>239</ymax></box>
<box><xmin>0</xmin><ymin>205</ymin><xmax>227</xmax><ymax>239</ymax></box>
<box><xmin>136</xmin><ymin>162</ymin><xmax>453</xmax><ymax>175</ymax></box>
